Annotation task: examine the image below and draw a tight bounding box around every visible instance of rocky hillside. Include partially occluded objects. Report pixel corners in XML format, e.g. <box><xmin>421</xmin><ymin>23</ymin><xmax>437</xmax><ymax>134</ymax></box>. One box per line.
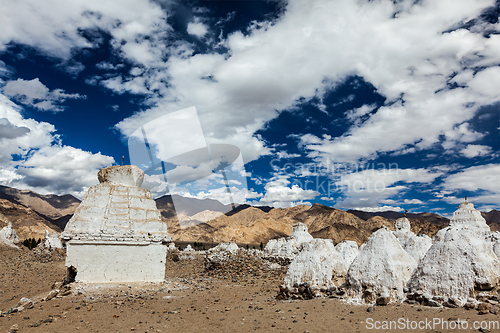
<box><xmin>350</xmin><ymin>208</ymin><xmax>500</xmax><ymax>232</ymax></box>
<box><xmin>163</xmin><ymin>203</ymin><xmax>446</xmax><ymax>246</ymax></box>
<box><xmin>0</xmin><ymin>185</ymin><xmax>80</xmax><ymax>230</ymax></box>
<box><xmin>483</xmin><ymin>210</ymin><xmax>500</xmax><ymax>231</ymax></box>
<box><xmin>1</xmin><ymin>184</ymin><xmax>498</xmax><ymax>246</ymax></box>
<box><xmin>0</xmin><ymin>186</ymin><xmax>80</xmax><ymax>240</ymax></box>
<box><xmin>0</xmin><ymin>199</ymin><xmax>60</xmax><ymax>240</ymax></box>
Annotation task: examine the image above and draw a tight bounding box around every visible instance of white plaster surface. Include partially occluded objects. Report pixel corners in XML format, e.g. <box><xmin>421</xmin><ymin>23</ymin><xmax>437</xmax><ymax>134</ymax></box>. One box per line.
<box><xmin>289</xmin><ymin>222</ymin><xmax>314</xmax><ymax>243</ymax></box>
<box><xmin>403</xmin><ymin>234</ymin><xmax>432</xmax><ymax>262</ymax></box>
<box><xmin>407</xmin><ymin>202</ymin><xmax>500</xmax><ymax>301</ymax></box>
<box><xmin>0</xmin><ymin>222</ymin><xmax>19</xmax><ymax>248</ymax></box>
<box><xmin>393</xmin><ymin>217</ymin><xmax>413</xmax><ymax>246</ymax></box>
<box><xmin>66</xmin><ymin>242</ymin><xmax>166</xmax><ymax>282</ymax></box>
<box><xmin>346</xmin><ymin>227</ymin><xmax>417</xmax><ymax>304</ymax></box>
<box><xmin>264</xmin><ymin>222</ymin><xmax>313</xmax><ymax>261</ymax></box>
<box><xmin>43</xmin><ymin>230</ymin><xmax>63</xmax><ymax>249</ymax></box>
<box><xmin>62</xmin><ymin>165</ymin><xmax>170</xmax><ymax>243</ymax></box>
<box><xmin>335</xmin><ymin>240</ymin><xmax>359</xmax><ymax>267</ymax></box>
<box><xmin>208</xmin><ymin>242</ymin><xmax>239</xmax><ymax>254</ymax></box>
<box><xmin>284</xmin><ymin>238</ymin><xmax>347</xmax><ymax>290</ymax></box>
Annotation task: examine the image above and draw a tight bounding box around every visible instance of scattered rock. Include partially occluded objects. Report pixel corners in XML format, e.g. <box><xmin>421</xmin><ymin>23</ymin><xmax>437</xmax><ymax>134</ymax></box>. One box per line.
<box><xmin>376</xmin><ymin>296</ymin><xmax>390</xmax><ymax>306</ymax></box>
<box><xmin>45</xmin><ymin>289</ymin><xmax>59</xmax><ymax>301</ymax></box>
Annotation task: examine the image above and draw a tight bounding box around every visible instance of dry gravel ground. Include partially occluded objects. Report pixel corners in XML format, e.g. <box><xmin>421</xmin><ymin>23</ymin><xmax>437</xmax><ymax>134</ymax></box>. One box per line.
<box><xmin>2</xmin><ymin>247</ymin><xmax>500</xmax><ymax>333</ymax></box>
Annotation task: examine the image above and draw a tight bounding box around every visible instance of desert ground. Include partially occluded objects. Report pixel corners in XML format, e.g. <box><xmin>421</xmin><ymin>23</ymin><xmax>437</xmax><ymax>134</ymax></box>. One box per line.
<box><xmin>1</xmin><ymin>246</ymin><xmax>499</xmax><ymax>333</ymax></box>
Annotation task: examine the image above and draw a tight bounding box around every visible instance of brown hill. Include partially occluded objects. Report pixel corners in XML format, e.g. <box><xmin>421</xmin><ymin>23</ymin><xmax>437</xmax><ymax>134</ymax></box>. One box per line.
<box><xmin>0</xmin><ymin>199</ymin><xmax>60</xmax><ymax>240</ymax></box>
<box><xmin>155</xmin><ymin>194</ymin><xmax>233</xmax><ymax>218</ymax></box>
<box><xmin>163</xmin><ymin>203</ymin><xmax>443</xmax><ymax>246</ymax></box>
<box><xmin>347</xmin><ymin>209</ymin><xmax>449</xmax><ymax>226</ymax></box>
<box><xmin>1</xmin><ymin>184</ymin><xmax>494</xmax><ymax>247</ymax></box>
<box><xmin>483</xmin><ymin>210</ymin><xmax>500</xmax><ymax>232</ymax></box>
<box><xmin>0</xmin><ymin>185</ymin><xmax>80</xmax><ymax>230</ymax></box>
<box><xmin>310</xmin><ymin>224</ymin><xmax>370</xmax><ymax>246</ymax></box>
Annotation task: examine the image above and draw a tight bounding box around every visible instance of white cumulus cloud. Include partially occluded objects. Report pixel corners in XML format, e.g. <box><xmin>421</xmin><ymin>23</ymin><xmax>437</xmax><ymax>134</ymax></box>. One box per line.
<box><xmin>3</xmin><ymin>78</ymin><xmax>85</xmax><ymax>112</ymax></box>
<box><xmin>187</xmin><ymin>19</ymin><xmax>209</xmax><ymax>38</ymax></box>
<box><xmin>0</xmin><ymin>93</ymin><xmax>114</xmax><ymax>197</ymax></box>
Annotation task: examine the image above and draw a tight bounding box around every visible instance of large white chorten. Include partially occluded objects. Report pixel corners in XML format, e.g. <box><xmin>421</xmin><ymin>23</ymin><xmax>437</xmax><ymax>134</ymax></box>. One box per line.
<box><xmin>62</xmin><ymin>165</ymin><xmax>171</xmax><ymax>282</ymax></box>
<box><xmin>407</xmin><ymin>201</ymin><xmax>500</xmax><ymax>301</ymax></box>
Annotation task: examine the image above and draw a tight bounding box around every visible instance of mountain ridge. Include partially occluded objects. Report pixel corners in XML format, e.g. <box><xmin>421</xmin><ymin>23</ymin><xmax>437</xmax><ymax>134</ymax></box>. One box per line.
<box><xmin>1</xmin><ymin>184</ymin><xmax>499</xmax><ymax>244</ymax></box>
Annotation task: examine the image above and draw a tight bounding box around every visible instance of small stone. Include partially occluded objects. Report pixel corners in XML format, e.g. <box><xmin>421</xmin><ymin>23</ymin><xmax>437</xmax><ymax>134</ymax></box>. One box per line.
<box><xmin>9</xmin><ymin>324</ymin><xmax>19</xmax><ymax>332</ymax></box>
<box><xmin>426</xmin><ymin>300</ymin><xmax>441</xmax><ymax>307</ymax></box>
<box><xmin>45</xmin><ymin>290</ymin><xmax>58</xmax><ymax>301</ymax></box>
<box><xmin>489</xmin><ymin>306</ymin><xmax>499</xmax><ymax>315</ymax></box>
<box><xmin>478</xmin><ymin>302</ymin><xmax>492</xmax><ymax>311</ymax></box>
<box><xmin>443</xmin><ymin>301</ymin><xmax>458</xmax><ymax>308</ymax></box>
<box><xmin>367</xmin><ymin>307</ymin><xmax>375</xmax><ymax>313</ymax></box>
<box><xmin>376</xmin><ymin>296</ymin><xmax>390</xmax><ymax>306</ymax></box>
<box><xmin>464</xmin><ymin>302</ymin><xmax>476</xmax><ymax>310</ymax></box>
<box><xmin>432</xmin><ymin>296</ymin><xmax>444</xmax><ymax>302</ymax></box>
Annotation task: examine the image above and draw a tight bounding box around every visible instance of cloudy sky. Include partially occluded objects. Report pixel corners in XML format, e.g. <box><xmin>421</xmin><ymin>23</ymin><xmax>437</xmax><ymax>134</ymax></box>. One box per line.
<box><xmin>0</xmin><ymin>0</ymin><xmax>499</xmax><ymax>215</ymax></box>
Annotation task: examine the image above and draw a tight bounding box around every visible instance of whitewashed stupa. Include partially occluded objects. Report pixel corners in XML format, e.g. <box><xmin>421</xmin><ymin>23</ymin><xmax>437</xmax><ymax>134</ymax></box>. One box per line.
<box><xmin>407</xmin><ymin>201</ymin><xmax>500</xmax><ymax>301</ymax></box>
<box><xmin>284</xmin><ymin>238</ymin><xmax>348</xmax><ymax>292</ymax></box>
<box><xmin>393</xmin><ymin>217</ymin><xmax>413</xmax><ymax>245</ymax></box>
<box><xmin>264</xmin><ymin>222</ymin><xmax>313</xmax><ymax>262</ymax></box>
<box><xmin>335</xmin><ymin>240</ymin><xmax>359</xmax><ymax>267</ymax></box>
<box><xmin>345</xmin><ymin>227</ymin><xmax>417</xmax><ymax>304</ymax></box>
<box><xmin>403</xmin><ymin>233</ymin><xmax>432</xmax><ymax>262</ymax></box>
<box><xmin>61</xmin><ymin>165</ymin><xmax>171</xmax><ymax>282</ymax></box>
<box><xmin>392</xmin><ymin>217</ymin><xmax>432</xmax><ymax>261</ymax></box>
<box><xmin>43</xmin><ymin>230</ymin><xmax>63</xmax><ymax>249</ymax></box>
<box><xmin>0</xmin><ymin>222</ymin><xmax>19</xmax><ymax>248</ymax></box>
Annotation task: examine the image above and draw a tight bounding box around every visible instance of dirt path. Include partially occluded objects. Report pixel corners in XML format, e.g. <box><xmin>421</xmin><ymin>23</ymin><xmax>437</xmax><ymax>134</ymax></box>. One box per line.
<box><xmin>1</xmin><ymin>250</ymin><xmax>499</xmax><ymax>333</ymax></box>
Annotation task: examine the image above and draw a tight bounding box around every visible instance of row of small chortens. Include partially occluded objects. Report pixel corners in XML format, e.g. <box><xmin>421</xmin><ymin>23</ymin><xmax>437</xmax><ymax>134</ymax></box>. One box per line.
<box><xmin>277</xmin><ymin>200</ymin><xmax>500</xmax><ymax>308</ymax></box>
<box><xmin>0</xmin><ymin>223</ymin><xmax>64</xmax><ymax>250</ymax></box>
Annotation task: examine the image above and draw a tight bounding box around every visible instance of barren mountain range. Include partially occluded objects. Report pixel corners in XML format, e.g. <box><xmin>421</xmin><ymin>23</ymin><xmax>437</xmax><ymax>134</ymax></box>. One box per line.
<box><xmin>1</xmin><ymin>185</ymin><xmax>499</xmax><ymax>245</ymax></box>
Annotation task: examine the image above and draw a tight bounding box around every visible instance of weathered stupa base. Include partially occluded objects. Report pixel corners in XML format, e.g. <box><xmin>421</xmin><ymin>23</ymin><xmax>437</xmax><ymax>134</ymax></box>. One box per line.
<box><xmin>66</xmin><ymin>241</ymin><xmax>167</xmax><ymax>282</ymax></box>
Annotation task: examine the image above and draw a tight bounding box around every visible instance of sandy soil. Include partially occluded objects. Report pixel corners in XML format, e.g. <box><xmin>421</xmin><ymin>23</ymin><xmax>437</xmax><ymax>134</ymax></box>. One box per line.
<box><xmin>1</xmin><ymin>247</ymin><xmax>499</xmax><ymax>333</ymax></box>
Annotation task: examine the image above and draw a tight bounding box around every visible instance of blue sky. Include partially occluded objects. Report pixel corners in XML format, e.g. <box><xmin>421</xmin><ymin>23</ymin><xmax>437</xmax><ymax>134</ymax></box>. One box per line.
<box><xmin>0</xmin><ymin>0</ymin><xmax>499</xmax><ymax>216</ymax></box>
